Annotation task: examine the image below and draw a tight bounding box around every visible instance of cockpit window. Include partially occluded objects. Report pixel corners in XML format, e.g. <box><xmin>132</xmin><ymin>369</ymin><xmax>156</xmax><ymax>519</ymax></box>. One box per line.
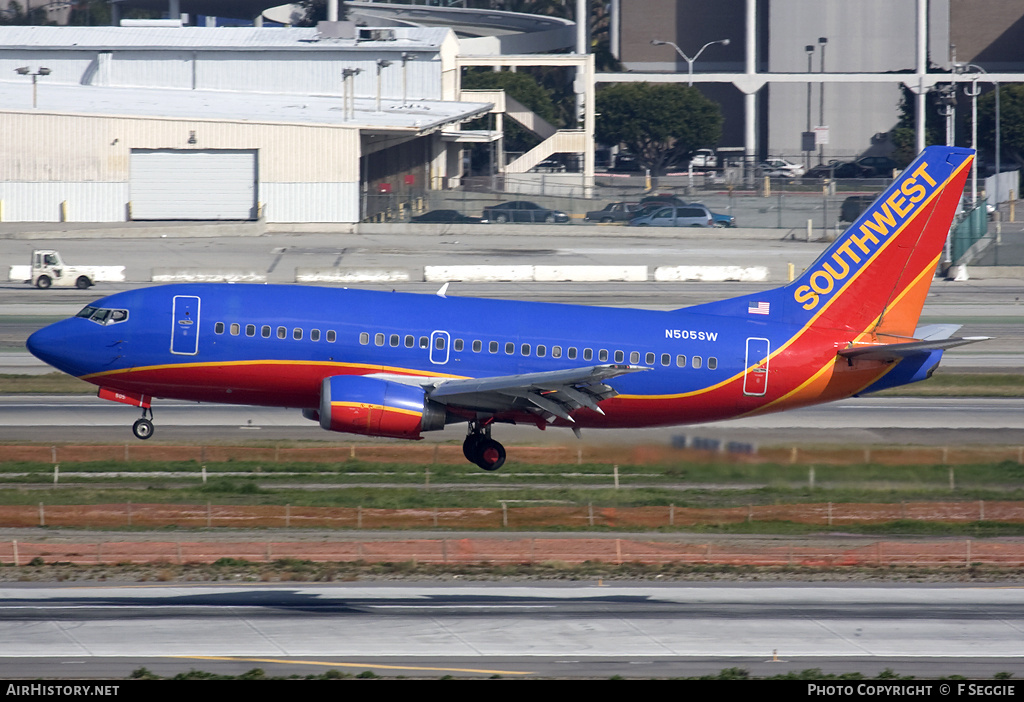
<box><xmin>76</xmin><ymin>305</ymin><xmax>129</xmax><ymax>326</ymax></box>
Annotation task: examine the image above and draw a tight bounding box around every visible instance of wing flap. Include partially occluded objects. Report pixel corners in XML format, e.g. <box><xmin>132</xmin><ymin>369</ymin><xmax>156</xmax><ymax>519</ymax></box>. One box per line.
<box><xmin>427</xmin><ymin>364</ymin><xmax>649</xmax><ymax>419</ymax></box>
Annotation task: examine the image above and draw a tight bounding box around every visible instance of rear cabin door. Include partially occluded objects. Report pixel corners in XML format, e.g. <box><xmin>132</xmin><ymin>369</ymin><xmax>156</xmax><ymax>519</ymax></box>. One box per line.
<box><xmin>171</xmin><ymin>295</ymin><xmax>201</xmax><ymax>355</ymax></box>
<box><xmin>743</xmin><ymin>337</ymin><xmax>770</xmax><ymax>396</ymax></box>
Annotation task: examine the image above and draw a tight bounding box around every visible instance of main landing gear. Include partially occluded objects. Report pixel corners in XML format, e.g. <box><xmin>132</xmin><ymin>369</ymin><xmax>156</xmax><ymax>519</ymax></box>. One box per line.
<box><xmin>463</xmin><ymin>420</ymin><xmax>505</xmax><ymax>471</ymax></box>
<box><xmin>132</xmin><ymin>407</ymin><xmax>155</xmax><ymax>440</ymax></box>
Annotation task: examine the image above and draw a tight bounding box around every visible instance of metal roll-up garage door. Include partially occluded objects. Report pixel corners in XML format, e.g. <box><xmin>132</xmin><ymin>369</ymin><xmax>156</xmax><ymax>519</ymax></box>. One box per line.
<box><xmin>130</xmin><ymin>149</ymin><xmax>257</xmax><ymax>220</ymax></box>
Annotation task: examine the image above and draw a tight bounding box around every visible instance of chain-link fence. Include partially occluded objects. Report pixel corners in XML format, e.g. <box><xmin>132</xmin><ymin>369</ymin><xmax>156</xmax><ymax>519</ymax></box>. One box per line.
<box><xmin>363</xmin><ymin>174</ymin><xmax>898</xmax><ymax>235</ymax></box>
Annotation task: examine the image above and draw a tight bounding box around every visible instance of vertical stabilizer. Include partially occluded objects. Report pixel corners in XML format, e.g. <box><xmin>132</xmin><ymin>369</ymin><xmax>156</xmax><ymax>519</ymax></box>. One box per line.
<box><xmin>783</xmin><ymin>146</ymin><xmax>973</xmax><ymax>340</ymax></box>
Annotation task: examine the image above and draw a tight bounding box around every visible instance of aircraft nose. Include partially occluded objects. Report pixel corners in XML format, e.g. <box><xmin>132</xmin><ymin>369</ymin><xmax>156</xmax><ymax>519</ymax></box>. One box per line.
<box><xmin>27</xmin><ymin>320</ymin><xmax>93</xmax><ymax>377</ymax></box>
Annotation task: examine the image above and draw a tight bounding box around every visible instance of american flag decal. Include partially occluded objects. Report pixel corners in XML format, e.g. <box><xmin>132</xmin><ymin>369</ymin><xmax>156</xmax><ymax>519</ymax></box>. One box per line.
<box><xmin>748</xmin><ymin>301</ymin><xmax>770</xmax><ymax>315</ymax></box>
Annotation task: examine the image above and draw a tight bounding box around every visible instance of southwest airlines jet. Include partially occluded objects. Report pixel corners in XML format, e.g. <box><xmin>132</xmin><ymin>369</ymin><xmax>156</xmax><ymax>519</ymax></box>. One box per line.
<box><xmin>27</xmin><ymin>146</ymin><xmax>983</xmax><ymax>471</ymax></box>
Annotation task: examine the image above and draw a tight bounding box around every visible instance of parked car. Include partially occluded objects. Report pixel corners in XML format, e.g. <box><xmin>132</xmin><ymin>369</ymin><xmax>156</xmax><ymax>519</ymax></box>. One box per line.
<box><xmin>757</xmin><ymin>158</ymin><xmax>805</xmax><ymax>178</ymax></box>
<box><xmin>639</xmin><ymin>194</ymin><xmax>687</xmax><ymax>207</ymax></box>
<box><xmin>482</xmin><ymin>200</ymin><xmax>569</xmax><ymax>224</ymax></box>
<box><xmin>839</xmin><ymin>195</ymin><xmax>878</xmax><ymax>223</ymax></box>
<box><xmin>585</xmin><ymin>201</ymin><xmax>640</xmax><ymax>223</ymax></box>
<box><xmin>804</xmin><ymin>160</ymin><xmax>871</xmax><ymax>179</ymax></box>
<box><xmin>411</xmin><ymin>209</ymin><xmax>483</xmax><ymax>224</ymax></box>
<box><xmin>688</xmin><ymin>202</ymin><xmax>736</xmax><ymax>228</ymax></box>
<box><xmin>855</xmin><ymin>155</ymin><xmax>900</xmax><ymax>178</ymax></box>
<box><xmin>689</xmin><ymin>149</ymin><xmax>717</xmax><ymax>169</ymax></box>
<box><xmin>629</xmin><ymin>204</ymin><xmax>714</xmax><ymax>228</ymax></box>
<box><xmin>609</xmin><ymin>152</ymin><xmax>643</xmax><ymax>172</ymax></box>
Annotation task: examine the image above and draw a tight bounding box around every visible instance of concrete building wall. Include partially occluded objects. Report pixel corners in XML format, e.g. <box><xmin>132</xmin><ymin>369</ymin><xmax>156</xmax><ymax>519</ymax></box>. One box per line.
<box><xmin>0</xmin><ymin>112</ymin><xmax>361</xmax><ymax>223</ymax></box>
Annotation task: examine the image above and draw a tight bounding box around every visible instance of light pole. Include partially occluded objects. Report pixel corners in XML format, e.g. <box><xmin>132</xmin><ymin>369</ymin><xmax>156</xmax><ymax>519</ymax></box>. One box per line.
<box><xmin>650</xmin><ymin>38</ymin><xmax>730</xmax><ymax>87</ymax></box>
<box><xmin>14</xmin><ymin>66</ymin><xmax>50</xmax><ymax>109</ymax></box>
<box><xmin>341</xmin><ymin>67</ymin><xmax>362</xmax><ymax>120</ymax></box>
<box><xmin>817</xmin><ymin>37</ymin><xmax>827</xmax><ymax>164</ymax></box>
<box><xmin>959</xmin><ymin>63</ymin><xmax>988</xmax><ymax>207</ymax></box>
<box><xmin>375</xmin><ymin>59</ymin><xmax>392</xmax><ymax>113</ymax></box>
<box><xmin>805</xmin><ymin>44</ymin><xmax>815</xmax><ymax>170</ymax></box>
<box><xmin>400</xmin><ymin>52</ymin><xmax>417</xmax><ymax>106</ymax></box>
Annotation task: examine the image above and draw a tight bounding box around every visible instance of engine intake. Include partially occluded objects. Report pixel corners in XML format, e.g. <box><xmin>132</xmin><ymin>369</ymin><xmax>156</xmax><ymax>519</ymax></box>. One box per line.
<box><xmin>319</xmin><ymin>375</ymin><xmax>447</xmax><ymax>439</ymax></box>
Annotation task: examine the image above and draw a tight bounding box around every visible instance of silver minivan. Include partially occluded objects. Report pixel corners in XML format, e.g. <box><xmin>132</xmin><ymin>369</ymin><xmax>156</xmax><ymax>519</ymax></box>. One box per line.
<box><xmin>629</xmin><ymin>205</ymin><xmax>714</xmax><ymax>228</ymax></box>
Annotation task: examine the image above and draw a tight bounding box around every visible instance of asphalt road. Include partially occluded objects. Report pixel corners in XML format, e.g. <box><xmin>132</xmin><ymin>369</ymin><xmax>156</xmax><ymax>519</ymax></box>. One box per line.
<box><xmin>0</xmin><ymin>583</ymin><xmax>1020</xmax><ymax>679</ymax></box>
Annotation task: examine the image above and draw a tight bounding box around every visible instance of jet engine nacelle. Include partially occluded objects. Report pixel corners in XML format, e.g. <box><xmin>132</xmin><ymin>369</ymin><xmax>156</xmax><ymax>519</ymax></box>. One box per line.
<box><xmin>318</xmin><ymin>375</ymin><xmax>447</xmax><ymax>439</ymax></box>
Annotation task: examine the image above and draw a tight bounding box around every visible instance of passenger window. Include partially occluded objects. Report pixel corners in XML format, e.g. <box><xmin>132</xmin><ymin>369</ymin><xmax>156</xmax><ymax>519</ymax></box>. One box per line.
<box><xmin>693</xmin><ymin>356</ymin><xmax>702</xmax><ymax>369</ymax></box>
<box><xmin>277</xmin><ymin>326</ymin><xmax>286</xmax><ymax>339</ymax></box>
<box><xmin>310</xmin><ymin>329</ymin><xmax>320</xmax><ymax>342</ymax></box>
<box><xmin>708</xmin><ymin>356</ymin><xmax>718</xmax><ymax>370</ymax></box>
<box><xmin>645</xmin><ymin>352</ymin><xmax>655</xmax><ymax>365</ymax></box>
<box><xmin>262</xmin><ymin>326</ymin><xmax>271</xmax><ymax>338</ymax></box>
<box><xmin>359</xmin><ymin>332</ymin><xmax>369</xmax><ymax>345</ymax></box>
<box><xmin>419</xmin><ymin>336</ymin><xmax>428</xmax><ymax>349</ymax></box>
<box><xmin>552</xmin><ymin>346</ymin><xmax>562</xmax><ymax>358</ymax></box>
<box><xmin>568</xmin><ymin>347</ymin><xmax>577</xmax><ymax>360</ymax></box>
<box><xmin>676</xmin><ymin>355</ymin><xmax>687</xmax><ymax>368</ymax></box>
<box><xmin>489</xmin><ymin>341</ymin><xmax>498</xmax><ymax>353</ymax></box>
<box><xmin>537</xmin><ymin>345</ymin><xmax>546</xmax><ymax>357</ymax></box>
<box><xmin>229</xmin><ymin>323</ymin><xmax>240</xmax><ymax>336</ymax></box>
<box><xmin>375</xmin><ymin>333</ymin><xmax>385</xmax><ymax>346</ymax></box>
<box><xmin>326</xmin><ymin>330</ymin><xmax>336</xmax><ymax>343</ymax></box>
<box><xmin>435</xmin><ymin>336</ymin><xmax>446</xmax><ymax>350</ymax></box>
<box><xmin>405</xmin><ymin>335</ymin><xmax>414</xmax><ymax>348</ymax></box>
<box><xmin>614</xmin><ymin>350</ymin><xmax>624</xmax><ymax>363</ymax></box>
<box><xmin>246</xmin><ymin>324</ymin><xmax>256</xmax><ymax>337</ymax></box>
<box><xmin>454</xmin><ymin>339</ymin><xmax>464</xmax><ymax>352</ymax></box>
<box><xmin>473</xmin><ymin>340</ymin><xmax>482</xmax><ymax>353</ymax></box>
<box><xmin>661</xmin><ymin>353</ymin><xmax>670</xmax><ymax>366</ymax></box>
<box><xmin>293</xmin><ymin>328</ymin><xmax>302</xmax><ymax>340</ymax></box>
<box><xmin>599</xmin><ymin>349</ymin><xmax>608</xmax><ymax>362</ymax></box>
<box><xmin>583</xmin><ymin>348</ymin><xmax>592</xmax><ymax>361</ymax></box>
<box><xmin>505</xmin><ymin>342</ymin><xmax>514</xmax><ymax>355</ymax></box>
<box><xmin>390</xmin><ymin>334</ymin><xmax>399</xmax><ymax>347</ymax></box>
<box><xmin>215</xmin><ymin>322</ymin><xmax>225</xmax><ymax>334</ymax></box>
<box><xmin>629</xmin><ymin>351</ymin><xmax>639</xmax><ymax>364</ymax></box>
<box><xmin>521</xmin><ymin>343</ymin><xmax>531</xmax><ymax>356</ymax></box>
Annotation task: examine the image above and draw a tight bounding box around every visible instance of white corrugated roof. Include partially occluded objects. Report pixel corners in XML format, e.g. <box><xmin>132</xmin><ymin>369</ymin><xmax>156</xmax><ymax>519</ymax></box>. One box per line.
<box><xmin>0</xmin><ymin>25</ymin><xmax>451</xmax><ymax>51</ymax></box>
<box><xmin>0</xmin><ymin>80</ymin><xmax>490</xmax><ymax>132</ymax></box>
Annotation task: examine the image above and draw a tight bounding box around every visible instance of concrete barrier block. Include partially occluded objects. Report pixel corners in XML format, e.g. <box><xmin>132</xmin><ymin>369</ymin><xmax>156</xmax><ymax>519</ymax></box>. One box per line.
<box><xmin>296</xmin><ymin>268</ymin><xmax>411</xmax><ymax>283</ymax></box>
<box><xmin>424</xmin><ymin>265</ymin><xmax>534</xmax><ymax>282</ymax></box>
<box><xmin>152</xmin><ymin>269</ymin><xmax>267</xmax><ymax>283</ymax></box>
<box><xmin>534</xmin><ymin>265</ymin><xmax>648</xmax><ymax>282</ymax></box>
<box><xmin>654</xmin><ymin>266</ymin><xmax>769</xmax><ymax>282</ymax></box>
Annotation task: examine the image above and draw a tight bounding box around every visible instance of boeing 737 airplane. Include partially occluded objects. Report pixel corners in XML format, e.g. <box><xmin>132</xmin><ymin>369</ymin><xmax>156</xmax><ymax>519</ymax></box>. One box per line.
<box><xmin>27</xmin><ymin>146</ymin><xmax>983</xmax><ymax>471</ymax></box>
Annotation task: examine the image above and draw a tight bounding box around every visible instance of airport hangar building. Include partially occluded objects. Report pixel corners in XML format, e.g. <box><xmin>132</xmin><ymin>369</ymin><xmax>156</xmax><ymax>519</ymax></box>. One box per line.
<box><xmin>0</xmin><ymin>24</ymin><xmax>494</xmax><ymax>224</ymax></box>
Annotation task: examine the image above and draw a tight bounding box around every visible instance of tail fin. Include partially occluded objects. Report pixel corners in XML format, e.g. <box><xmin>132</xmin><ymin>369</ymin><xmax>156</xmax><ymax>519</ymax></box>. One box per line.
<box><xmin>784</xmin><ymin>146</ymin><xmax>973</xmax><ymax>339</ymax></box>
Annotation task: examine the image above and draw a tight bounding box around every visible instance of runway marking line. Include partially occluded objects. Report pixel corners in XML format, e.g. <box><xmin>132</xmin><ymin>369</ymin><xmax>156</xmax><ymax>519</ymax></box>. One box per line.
<box><xmin>177</xmin><ymin>656</ymin><xmax>534</xmax><ymax>676</ymax></box>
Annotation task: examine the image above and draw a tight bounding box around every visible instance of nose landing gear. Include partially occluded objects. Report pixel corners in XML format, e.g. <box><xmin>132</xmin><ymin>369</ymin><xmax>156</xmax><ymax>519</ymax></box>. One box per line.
<box><xmin>132</xmin><ymin>407</ymin><xmax>155</xmax><ymax>440</ymax></box>
<box><xmin>463</xmin><ymin>420</ymin><xmax>505</xmax><ymax>471</ymax></box>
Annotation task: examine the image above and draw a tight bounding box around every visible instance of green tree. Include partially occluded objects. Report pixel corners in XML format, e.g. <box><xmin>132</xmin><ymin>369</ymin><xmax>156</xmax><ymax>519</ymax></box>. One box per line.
<box><xmin>596</xmin><ymin>82</ymin><xmax>722</xmax><ymax>177</ymax></box>
<box><xmin>979</xmin><ymin>84</ymin><xmax>1024</xmax><ymax>169</ymax></box>
<box><xmin>889</xmin><ymin>85</ymin><xmax>945</xmax><ymax>167</ymax></box>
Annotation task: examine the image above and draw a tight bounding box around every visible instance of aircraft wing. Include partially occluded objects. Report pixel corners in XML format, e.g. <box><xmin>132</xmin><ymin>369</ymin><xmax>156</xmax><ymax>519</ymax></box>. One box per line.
<box><xmin>838</xmin><ymin>336</ymin><xmax>989</xmax><ymax>362</ymax></box>
<box><xmin>424</xmin><ymin>364</ymin><xmax>651</xmax><ymax>423</ymax></box>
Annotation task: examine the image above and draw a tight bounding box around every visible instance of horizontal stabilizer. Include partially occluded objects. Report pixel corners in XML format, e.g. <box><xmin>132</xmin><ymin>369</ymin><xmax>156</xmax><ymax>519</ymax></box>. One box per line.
<box><xmin>838</xmin><ymin>337</ymin><xmax>989</xmax><ymax>362</ymax></box>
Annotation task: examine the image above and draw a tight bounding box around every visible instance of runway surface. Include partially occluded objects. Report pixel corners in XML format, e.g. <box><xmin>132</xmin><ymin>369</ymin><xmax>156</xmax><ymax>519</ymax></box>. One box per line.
<box><xmin>0</xmin><ymin>395</ymin><xmax>1021</xmax><ymax>446</ymax></box>
<box><xmin>0</xmin><ymin>583</ymin><xmax>1021</xmax><ymax>679</ymax></box>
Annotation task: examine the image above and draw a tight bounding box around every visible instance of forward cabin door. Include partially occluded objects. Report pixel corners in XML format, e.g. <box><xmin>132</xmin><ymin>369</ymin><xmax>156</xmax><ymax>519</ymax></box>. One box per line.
<box><xmin>429</xmin><ymin>330</ymin><xmax>450</xmax><ymax>365</ymax></box>
<box><xmin>171</xmin><ymin>295</ymin><xmax>201</xmax><ymax>355</ymax></box>
<box><xmin>743</xmin><ymin>337</ymin><xmax>770</xmax><ymax>396</ymax></box>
